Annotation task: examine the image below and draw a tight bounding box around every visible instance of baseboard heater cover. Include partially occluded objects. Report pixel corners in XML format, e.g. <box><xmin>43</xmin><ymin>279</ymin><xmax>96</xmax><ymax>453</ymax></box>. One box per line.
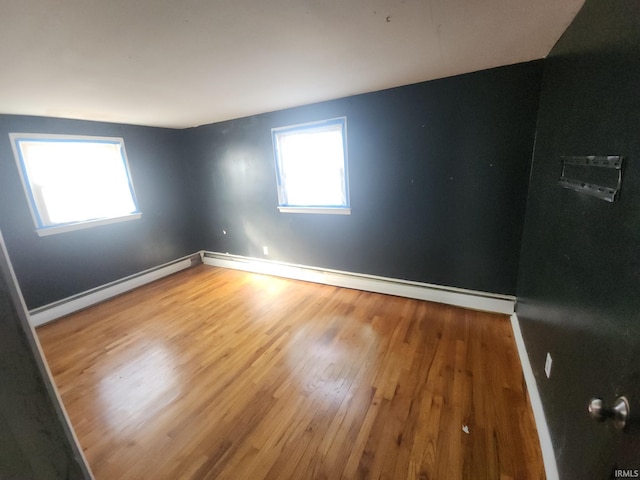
<box><xmin>29</xmin><ymin>253</ymin><xmax>202</xmax><ymax>327</ymax></box>
<box><xmin>202</xmin><ymin>252</ymin><xmax>515</xmax><ymax>315</ymax></box>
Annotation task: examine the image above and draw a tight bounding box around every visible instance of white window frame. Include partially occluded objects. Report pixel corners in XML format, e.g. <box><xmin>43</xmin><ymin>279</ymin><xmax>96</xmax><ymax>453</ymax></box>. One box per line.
<box><xmin>9</xmin><ymin>133</ymin><xmax>142</xmax><ymax>236</ymax></box>
<box><xmin>271</xmin><ymin>117</ymin><xmax>351</xmax><ymax>215</ymax></box>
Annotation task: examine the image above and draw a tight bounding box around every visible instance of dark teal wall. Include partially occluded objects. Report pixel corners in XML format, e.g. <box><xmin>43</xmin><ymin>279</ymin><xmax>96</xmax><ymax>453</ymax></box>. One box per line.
<box><xmin>0</xmin><ymin>63</ymin><xmax>543</xmax><ymax>309</ymax></box>
<box><xmin>185</xmin><ymin>62</ymin><xmax>543</xmax><ymax>295</ymax></box>
<box><xmin>0</xmin><ymin>62</ymin><xmax>542</xmax><ymax>309</ymax></box>
<box><xmin>516</xmin><ymin>0</ymin><xmax>640</xmax><ymax>477</ymax></box>
<box><xmin>0</xmin><ymin>115</ymin><xmax>200</xmax><ymax>309</ymax></box>
<box><xmin>0</xmin><ymin>234</ymin><xmax>89</xmax><ymax>479</ymax></box>
<box><xmin>0</xmin><ymin>62</ymin><xmax>543</xmax><ymax>479</ymax></box>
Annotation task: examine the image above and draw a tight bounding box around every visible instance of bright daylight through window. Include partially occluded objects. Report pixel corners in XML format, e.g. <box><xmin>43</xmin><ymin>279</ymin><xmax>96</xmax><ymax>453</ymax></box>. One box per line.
<box><xmin>272</xmin><ymin>117</ymin><xmax>350</xmax><ymax>214</ymax></box>
<box><xmin>10</xmin><ymin>133</ymin><xmax>141</xmax><ymax>236</ymax></box>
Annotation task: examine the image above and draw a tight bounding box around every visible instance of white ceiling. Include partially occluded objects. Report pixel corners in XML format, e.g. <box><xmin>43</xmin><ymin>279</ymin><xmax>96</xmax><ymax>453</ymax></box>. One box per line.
<box><xmin>0</xmin><ymin>0</ymin><xmax>584</xmax><ymax>129</ymax></box>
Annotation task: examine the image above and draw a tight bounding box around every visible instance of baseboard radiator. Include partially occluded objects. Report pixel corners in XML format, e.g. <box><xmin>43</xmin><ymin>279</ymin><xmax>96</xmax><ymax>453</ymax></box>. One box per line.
<box><xmin>30</xmin><ymin>250</ymin><xmax>516</xmax><ymax>327</ymax></box>
<box><xmin>29</xmin><ymin>253</ymin><xmax>202</xmax><ymax>327</ymax></box>
<box><xmin>202</xmin><ymin>252</ymin><xmax>515</xmax><ymax>315</ymax></box>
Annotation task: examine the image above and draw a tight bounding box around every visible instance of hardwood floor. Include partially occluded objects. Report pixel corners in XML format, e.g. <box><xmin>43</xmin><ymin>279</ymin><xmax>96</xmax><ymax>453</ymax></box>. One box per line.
<box><xmin>37</xmin><ymin>265</ymin><xmax>544</xmax><ymax>479</ymax></box>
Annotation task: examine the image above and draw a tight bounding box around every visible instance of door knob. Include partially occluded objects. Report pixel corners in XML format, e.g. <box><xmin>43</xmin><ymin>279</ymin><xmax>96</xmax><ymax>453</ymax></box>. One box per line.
<box><xmin>588</xmin><ymin>396</ymin><xmax>629</xmax><ymax>431</ymax></box>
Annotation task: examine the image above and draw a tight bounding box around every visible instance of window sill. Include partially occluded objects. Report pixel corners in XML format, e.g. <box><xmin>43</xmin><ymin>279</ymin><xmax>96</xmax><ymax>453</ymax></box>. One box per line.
<box><xmin>35</xmin><ymin>213</ymin><xmax>142</xmax><ymax>237</ymax></box>
<box><xmin>277</xmin><ymin>207</ymin><xmax>351</xmax><ymax>215</ymax></box>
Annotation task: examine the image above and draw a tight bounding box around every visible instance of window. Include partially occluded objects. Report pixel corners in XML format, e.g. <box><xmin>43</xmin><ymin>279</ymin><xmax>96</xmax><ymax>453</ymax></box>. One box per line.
<box><xmin>10</xmin><ymin>133</ymin><xmax>141</xmax><ymax>236</ymax></box>
<box><xmin>272</xmin><ymin>117</ymin><xmax>350</xmax><ymax>214</ymax></box>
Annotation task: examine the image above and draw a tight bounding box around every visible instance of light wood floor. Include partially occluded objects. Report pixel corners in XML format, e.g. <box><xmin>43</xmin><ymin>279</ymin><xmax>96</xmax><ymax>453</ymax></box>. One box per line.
<box><xmin>37</xmin><ymin>265</ymin><xmax>544</xmax><ymax>479</ymax></box>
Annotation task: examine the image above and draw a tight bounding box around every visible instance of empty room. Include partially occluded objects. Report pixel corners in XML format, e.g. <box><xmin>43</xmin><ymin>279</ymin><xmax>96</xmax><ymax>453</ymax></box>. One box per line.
<box><xmin>1</xmin><ymin>0</ymin><xmax>639</xmax><ymax>479</ymax></box>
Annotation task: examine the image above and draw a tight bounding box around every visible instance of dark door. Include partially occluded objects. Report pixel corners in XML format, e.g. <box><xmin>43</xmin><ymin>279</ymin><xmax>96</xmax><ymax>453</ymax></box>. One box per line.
<box><xmin>611</xmin><ymin>348</ymin><xmax>640</xmax><ymax>476</ymax></box>
<box><xmin>515</xmin><ymin>1</ymin><xmax>640</xmax><ymax>478</ymax></box>
<box><xmin>0</xmin><ymin>230</ymin><xmax>91</xmax><ymax>478</ymax></box>
<box><xmin>589</xmin><ymin>340</ymin><xmax>640</xmax><ymax>477</ymax></box>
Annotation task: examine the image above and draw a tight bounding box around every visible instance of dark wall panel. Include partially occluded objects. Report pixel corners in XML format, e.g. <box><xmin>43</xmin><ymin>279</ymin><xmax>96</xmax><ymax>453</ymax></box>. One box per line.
<box><xmin>186</xmin><ymin>62</ymin><xmax>543</xmax><ymax>295</ymax></box>
<box><xmin>516</xmin><ymin>1</ymin><xmax>640</xmax><ymax>477</ymax></box>
<box><xmin>0</xmin><ymin>115</ymin><xmax>199</xmax><ymax>309</ymax></box>
<box><xmin>0</xmin><ymin>233</ymin><xmax>89</xmax><ymax>479</ymax></box>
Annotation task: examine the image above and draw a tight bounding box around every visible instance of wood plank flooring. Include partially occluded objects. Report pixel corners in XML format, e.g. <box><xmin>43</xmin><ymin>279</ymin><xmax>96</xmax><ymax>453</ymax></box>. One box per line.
<box><xmin>37</xmin><ymin>265</ymin><xmax>544</xmax><ymax>479</ymax></box>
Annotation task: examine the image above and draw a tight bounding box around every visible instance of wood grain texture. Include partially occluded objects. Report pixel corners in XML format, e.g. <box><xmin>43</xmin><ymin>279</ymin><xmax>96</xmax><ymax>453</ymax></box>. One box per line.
<box><xmin>37</xmin><ymin>265</ymin><xmax>544</xmax><ymax>479</ymax></box>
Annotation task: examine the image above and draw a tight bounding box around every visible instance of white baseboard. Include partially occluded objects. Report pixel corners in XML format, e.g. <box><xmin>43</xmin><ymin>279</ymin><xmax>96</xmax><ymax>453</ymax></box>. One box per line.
<box><xmin>29</xmin><ymin>253</ymin><xmax>200</xmax><ymax>327</ymax></box>
<box><xmin>510</xmin><ymin>313</ymin><xmax>558</xmax><ymax>480</ymax></box>
<box><xmin>202</xmin><ymin>252</ymin><xmax>515</xmax><ymax>315</ymax></box>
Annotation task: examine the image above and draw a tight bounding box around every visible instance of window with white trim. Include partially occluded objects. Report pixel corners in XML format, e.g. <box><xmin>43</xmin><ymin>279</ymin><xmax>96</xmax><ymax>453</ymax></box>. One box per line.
<box><xmin>9</xmin><ymin>133</ymin><xmax>141</xmax><ymax>236</ymax></box>
<box><xmin>271</xmin><ymin>117</ymin><xmax>350</xmax><ymax>214</ymax></box>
